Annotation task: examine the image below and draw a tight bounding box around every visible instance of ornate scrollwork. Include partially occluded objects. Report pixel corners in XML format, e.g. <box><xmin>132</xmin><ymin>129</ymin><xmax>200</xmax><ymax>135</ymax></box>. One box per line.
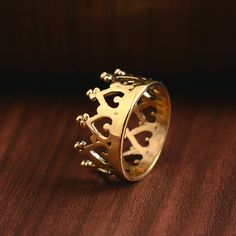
<box><xmin>74</xmin><ymin>69</ymin><xmax>167</xmax><ymax>177</ymax></box>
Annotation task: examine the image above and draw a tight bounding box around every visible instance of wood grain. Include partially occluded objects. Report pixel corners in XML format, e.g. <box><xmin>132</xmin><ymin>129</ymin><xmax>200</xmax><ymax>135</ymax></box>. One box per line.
<box><xmin>0</xmin><ymin>82</ymin><xmax>235</xmax><ymax>235</ymax></box>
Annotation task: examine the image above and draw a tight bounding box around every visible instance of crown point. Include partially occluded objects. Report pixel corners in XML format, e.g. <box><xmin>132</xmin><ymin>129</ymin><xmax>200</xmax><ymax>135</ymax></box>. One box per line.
<box><xmin>86</xmin><ymin>89</ymin><xmax>92</xmax><ymax>97</ymax></box>
<box><xmin>86</xmin><ymin>88</ymin><xmax>100</xmax><ymax>101</ymax></box>
<box><xmin>100</xmin><ymin>72</ymin><xmax>112</xmax><ymax>82</ymax></box>
<box><xmin>114</xmin><ymin>69</ymin><xmax>126</xmax><ymax>76</ymax></box>
<box><xmin>74</xmin><ymin>141</ymin><xmax>87</xmax><ymax>151</ymax></box>
<box><xmin>76</xmin><ymin>113</ymin><xmax>89</xmax><ymax>127</ymax></box>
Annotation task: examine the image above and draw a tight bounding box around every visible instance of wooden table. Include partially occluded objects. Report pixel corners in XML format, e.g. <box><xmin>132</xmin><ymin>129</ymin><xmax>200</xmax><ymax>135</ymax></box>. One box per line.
<box><xmin>0</xmin><ymin>80</ymin><xmax>235</xmax><ymax>235</ymax></box>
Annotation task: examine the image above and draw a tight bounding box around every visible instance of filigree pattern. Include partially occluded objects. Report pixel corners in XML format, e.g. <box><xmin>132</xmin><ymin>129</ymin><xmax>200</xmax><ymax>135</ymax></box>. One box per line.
<box><xmin>74</xmin><ymin>69</ymin><xmax>170</xmax><ymax>179</ymax></box>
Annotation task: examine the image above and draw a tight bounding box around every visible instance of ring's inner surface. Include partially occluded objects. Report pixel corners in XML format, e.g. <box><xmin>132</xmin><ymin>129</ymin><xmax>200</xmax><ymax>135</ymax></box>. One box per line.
<box><xmin>122</xmin><ymin>84</ymin><xmax>170</xmax><ymax>179</ymax></box>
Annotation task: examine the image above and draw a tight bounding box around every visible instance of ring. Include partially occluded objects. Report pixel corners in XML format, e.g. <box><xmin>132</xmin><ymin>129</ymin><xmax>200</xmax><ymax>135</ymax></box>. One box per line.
<box><xmin>75</xmin><ymin>69</ymin><xmax>171</xmax><ymax>181</ymax></box>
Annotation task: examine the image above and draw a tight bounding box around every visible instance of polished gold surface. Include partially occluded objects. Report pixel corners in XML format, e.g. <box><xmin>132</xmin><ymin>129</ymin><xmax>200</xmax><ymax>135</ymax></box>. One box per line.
<box><xmin>74</xmin><ymin>69</ymin><xmax>171</xmax><ymax>181</ymax></box>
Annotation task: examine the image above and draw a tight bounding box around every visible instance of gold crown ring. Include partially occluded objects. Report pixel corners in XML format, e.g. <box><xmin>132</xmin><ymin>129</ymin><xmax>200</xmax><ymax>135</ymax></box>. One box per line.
<box><xmin>74</xmin><ymin>69</ymin><xmax>171</xmax><ymax>181</ymax></box>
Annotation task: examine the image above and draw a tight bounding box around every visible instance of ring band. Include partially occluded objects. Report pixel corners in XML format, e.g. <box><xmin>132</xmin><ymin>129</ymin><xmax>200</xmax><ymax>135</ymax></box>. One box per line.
<box><xmin>75</xmin><ymin>69</ymin><xmax>171</xmax><ymax>181</ymax></box>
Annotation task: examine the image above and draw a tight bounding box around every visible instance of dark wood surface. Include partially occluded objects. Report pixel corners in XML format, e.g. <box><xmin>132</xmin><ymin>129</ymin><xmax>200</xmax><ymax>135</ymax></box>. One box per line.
<box><xmin>0</xmin><ymin>0</ymin><xmax>236</xmax><ymax>77</ymax></box>
<box><xmin>0</xmin><ymin>82</ymin><xmax>235</xmax><ymax>235</ymax></box>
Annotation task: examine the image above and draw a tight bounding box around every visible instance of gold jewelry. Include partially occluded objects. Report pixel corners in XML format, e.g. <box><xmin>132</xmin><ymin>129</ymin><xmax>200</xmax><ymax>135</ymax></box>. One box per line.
<box><xmin>74</xmin><ymin>69</ymin><xmax>171</xmax><ymax>181</ymax></box>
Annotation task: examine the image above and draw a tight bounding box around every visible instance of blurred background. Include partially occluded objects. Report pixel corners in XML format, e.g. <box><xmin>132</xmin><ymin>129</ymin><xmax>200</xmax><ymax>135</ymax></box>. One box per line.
<box><xmin>0</xmin><ymin>0</ymin><xmax>235</xmax><ymax>86</ymax></box>
<box><xmin>1</xmin><ymin>2</ymin><xmax>236</xmax><ymax>234</ymax></box>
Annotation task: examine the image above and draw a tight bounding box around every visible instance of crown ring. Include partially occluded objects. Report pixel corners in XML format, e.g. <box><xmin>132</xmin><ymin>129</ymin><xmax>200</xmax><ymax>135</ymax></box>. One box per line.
<box><xmin>75</xmin><ymin>69</ymin><xmax>171</xmax><ymax>181</ymax></box>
